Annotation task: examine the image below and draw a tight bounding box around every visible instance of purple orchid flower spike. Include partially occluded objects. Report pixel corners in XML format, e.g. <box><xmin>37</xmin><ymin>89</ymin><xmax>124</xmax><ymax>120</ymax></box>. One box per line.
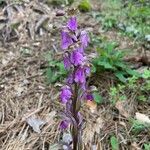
<box><xmin>67</xmin><ymin>16</ymin><xmax>78</xmax><ymax>31</ymax></box>
<box><xmin>60</xmin><ymin>86</ymin><xmax>72</xmax><ymax>104</ymax></box>
<box><xmin>60</xmin><ymin>16</ymin><xmax>92</xmax><ymax>150</ymax></box>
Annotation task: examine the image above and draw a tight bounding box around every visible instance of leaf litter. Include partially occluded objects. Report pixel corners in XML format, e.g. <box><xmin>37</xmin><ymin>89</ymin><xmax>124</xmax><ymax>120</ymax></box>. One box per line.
<box><xmin>135</xmin><ymin>112</ymin><xmax>150</xmax><ymax>124</ymax></box>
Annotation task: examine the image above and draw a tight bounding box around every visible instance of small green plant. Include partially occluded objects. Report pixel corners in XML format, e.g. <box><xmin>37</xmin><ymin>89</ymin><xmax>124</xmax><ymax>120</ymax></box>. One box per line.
<box><xmin>144</xmin><ymin>143</ymin><xmax>150</xmax><ymax>150</ymax></box>
<box><xmin>109</xmin><ymin>69</ymin><xmax>150</xmax><ymax>104</ymax></box>
<box><xmin>92</xmin><ymin>40</ymin><xmax>139</xmax><ymax>82</ymax></box>
<box><xmin>109</xmin><ymin>85</ymin><xmax>126</xmax><ymax>104</ymax></box>
<box><xmin>102</xmin><ymin>16</ymin><xmax>117</xmax><ymax>29</ymax></box>
<box><xmin>93</xmin><ymin>91</ymin><xmax>103</xmax><ymax>104</ymax></box>
<box><xmin>110</xmin><ymin>136</ymin><xmax>119</xmax><ymax>150</ymax></box>
<box><xmin>142</xmin><ymin>69</ymin><xmax>150</xmax><ymax>79</ymax></box>
<box><xmin>130</xmin><ymin>119</ymin><xmax>150</xmax><ymax>135</ymax></box>
<box><xmin>91</xmin><ymin>12</ymin><xmax>118</xmax><ymax>30</ymax></box>
<box><xmin>127</xmin><ymin>70</ymin><xmax>150</xmax><ymax>102</ymax></box>
<box><xmin>92</xmin><ymin>0</ymin><xmax>150</xmax><ymax>41</ymax></box>
<box><xmin>46</xmin><ymin>61</ymin><xmax>66</xmax><ymax>84</ymax></box>
<box><xmin>109</xmin><ymin>87</ymin><xmax>118</xmax><ymax>104</ymax></box>
<box><xmin>78</xmin><ymin>0</ymin><xmax>91</xmax><ymax>12</ymax></box>
<box><xmin>44</xmin><ymin>52</ymin><xmax>67</xmax><ymax>84</ymax></box>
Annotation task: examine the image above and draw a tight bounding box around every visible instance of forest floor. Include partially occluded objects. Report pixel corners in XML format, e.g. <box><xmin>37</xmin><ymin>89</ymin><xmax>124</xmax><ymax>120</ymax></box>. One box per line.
<box><xmin>0</xmin><ymin>0</ymin><xmax>150</xmax><ymax>150</ymax></box>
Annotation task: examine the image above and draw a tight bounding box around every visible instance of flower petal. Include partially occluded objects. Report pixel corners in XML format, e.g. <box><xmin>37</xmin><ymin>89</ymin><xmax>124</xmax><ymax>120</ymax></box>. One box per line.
<box><xmin>85</xmin><ymin>66</ymin><xmax>90</xmax><ymax>76</ymax></box>
<box><xmin>67</xmin><ymin>16</ymin><xmax>78</xmax><ymax>31</ymax></box>
<box><xmin>86</xmin><ymin>94</ymin><xmax>94</xmax><ymax>101</ymax></box>
<box><xmin>60</xmin><ymin>86</ymin><xmax>72</xmax><ymax>104</ymax></box>
<box><xmin>74</xmin><ymin>67</ymin><xmax>86</xmax><ymax>84</ymax></box>
<box><xmin>61</xmin><ymin>31</ymin><xmax>73</xmax><ymax>49</ymax></box>
<box><xmin>70</xmin><ymin>50</ymin><xmax>85</xmax><ymax>66</ymax></box>
<box><xmin>80</xmin><ymin>31</ymin><xmax>90</xmax><ymax>48</ymax></box>
<box><xmin>60</xmin><ymin>120</ymin><xmax>69</xmax><ymax>130</ymax></box>
<box><xmin>77</xmin><ymin>47</ymin><xmax>84</xmax><ymax>53</ymax></box>
<box><xmin>66</xmin><ymin>73</ymin><xmax>74</xmax><ymax>84</ymax></box>
<box><xmin>63</xmin><ymin>54</ymin><xmax>71</xmax><ymax>69</ymax></box>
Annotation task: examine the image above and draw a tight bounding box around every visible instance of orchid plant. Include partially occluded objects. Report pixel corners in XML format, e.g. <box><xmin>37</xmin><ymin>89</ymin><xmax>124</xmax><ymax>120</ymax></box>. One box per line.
<box><xmin>59</xmin><ymin>15</ymin><xmax>93</xmax><ymax>149</ymax></box>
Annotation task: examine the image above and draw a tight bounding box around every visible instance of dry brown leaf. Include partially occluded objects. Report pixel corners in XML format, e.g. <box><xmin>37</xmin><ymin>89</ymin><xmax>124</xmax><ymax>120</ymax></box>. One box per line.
<box><xmin>131</xmin><ymin>142</ymin><xmax>141</xmax><ymax>150</ymax></box>
<box><xmin>86</xmin><ymin>100</ymin><xmax>97</xmax><ymax>113</ymax></box>
<box><xmin>83</xmin><ymin>123</ymin><xmax>94</xmax><ymax>144</ymax></box>
<box><xmin>26</xmin><ymin>115</ymin><xmax>46</xmax><ymax>133</ymax></box>
<box><xmin>135</xmin><ymin>112</ymin><xmax>150</xmax><ymax>124</ymax></box>
<box><xmin>45</xmin><ymin>111</ymin><xmax>56</xmax><ymax>125</ymax></box>
<box><xmin>14</xmin><ymin>84</ymin><xmax>24</xmax><ymax>97</ymax></box>
<box><xmin>1</xmin><ymin>51</ymin><xmax>15</xmax><ymax>66</ymax></box>
<box><xmin>115</xmin><ymin>101</ymin><xmax>130</xmax><ymax>118</ymax></box>
<box><xmin>119</xmin><ymin>121</ymin><xmax>127</xmax><ymax>128</ymax></box>
<box><xmin>83</xmin><ymin>117</ymin><xmax>104</xmax><ymax>144</ymax></box>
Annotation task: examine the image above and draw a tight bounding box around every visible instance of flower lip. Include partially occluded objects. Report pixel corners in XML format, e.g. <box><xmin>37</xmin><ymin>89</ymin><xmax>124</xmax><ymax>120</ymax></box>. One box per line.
<box><xmin>60</xmin><ymin>86</ymin><xmax>72</xmax><ymax>104</ymax></box>
<box><xmin>70</xmin><ymin>50</ymin><xmax>85</xmax><ymax>66</ymax></box>
<box><xmin>74</xmin><ymin>67</ymin><xmax>86</xmax><ymax>84</ymax></box>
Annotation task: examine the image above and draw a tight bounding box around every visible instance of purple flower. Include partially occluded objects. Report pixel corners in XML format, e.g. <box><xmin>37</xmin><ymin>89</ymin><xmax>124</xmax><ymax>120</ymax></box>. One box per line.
<box><xmin>63</xmin><ymin>54</ymin><xmax>71</xmax><ymax>69</ymax></box>
<box><xmin>86</xmin><ymin>94</ymin><xmax>94</xmax><ymax>101</ymax></box>
<box><xmin>70</xmin><ymin>50</ymin><xmax>85</xmax><ymax>66</ymax></box>
<box><xmin>74</xmin><ymin>67</ymin><xmax>86</xmax><ymax>84</ymax></box>
<box><xmin>60</xmin><ymin>86</ymin><xmax>72</xmax><ymax>104</ymax></box>
<box><xmin>60</xmin><ymin>120</ymin><xmax>69</xmax><ymax>130</ymax></box>
<box><xmin>67</xmin><ymin>16</ymin><xmax>77</xmax><ymax>31</ymax></box>
<box><xmin>61</xmin><ymin>31</ymin><xmax>73</xmax><ymax>49</ymax></box>
<box><xmin>81</xmin><ymin>82</ymin><xmax>86</xmax><ymax>90</ymax></box>
<box><xmin>77</xmin><ymin>47</ymin><xmax>84</xmax><ymax>53</ymax></box>
<box><xmin>80</xmin><ymin>31</ymin><xmax>90</xmax><ymax>48</ymax></box>
<box><xmin>85</xmin><ymin>66</ymin><xmax>90</xmax><ymax>76</ymax></box>
<box><xmin>67</xmin><ymin>73</ymin><xmax>74</xmax><ymax>84</ymax></box>
<box><xmin>66</xmin><ymin>100</ymin><xmax>72</xmax><ymax>112</ymax></box>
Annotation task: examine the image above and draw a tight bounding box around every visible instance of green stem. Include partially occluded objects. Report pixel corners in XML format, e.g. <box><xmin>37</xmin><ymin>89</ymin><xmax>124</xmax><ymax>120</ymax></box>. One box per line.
<box><xmin>72</xmin><ymin>83</ymin><xmax>78</xmax><ymax>150</ymax></box>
